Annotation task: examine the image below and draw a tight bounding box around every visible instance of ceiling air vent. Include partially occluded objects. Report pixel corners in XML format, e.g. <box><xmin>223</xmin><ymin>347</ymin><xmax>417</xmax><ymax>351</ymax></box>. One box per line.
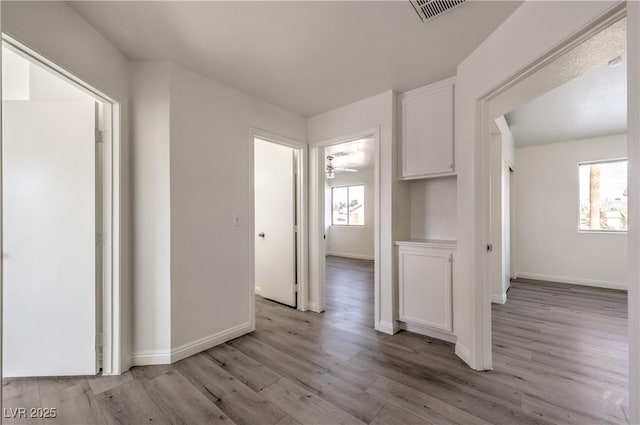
<box><xmin>410</xmin><ymin>0</ymin><xmax>467</xmax><ymax>22</ymax></box>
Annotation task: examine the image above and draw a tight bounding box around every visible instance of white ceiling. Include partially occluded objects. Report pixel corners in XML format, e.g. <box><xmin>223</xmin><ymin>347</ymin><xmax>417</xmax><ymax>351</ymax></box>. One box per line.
<box><xmin>67</xmin><ymin>1</ymin><xmax>522</xmax><ymax>117</ymax></box>
<box><xmin>325</xmin><ymin>137</ymin><xmax>375</xmax><ymax>172</ymax></box>
<box><xmin>506</xmin><ymin>54</ymin><xmax>627</xmax><ymax>148</ymax></box>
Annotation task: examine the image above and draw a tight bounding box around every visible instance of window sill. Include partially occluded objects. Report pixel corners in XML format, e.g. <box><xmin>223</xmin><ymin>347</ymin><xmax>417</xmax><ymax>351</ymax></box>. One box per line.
<box><xmin>578</xmin><ymin>230</ymin><xmax>627</xmax><ymax>235</ymax></box>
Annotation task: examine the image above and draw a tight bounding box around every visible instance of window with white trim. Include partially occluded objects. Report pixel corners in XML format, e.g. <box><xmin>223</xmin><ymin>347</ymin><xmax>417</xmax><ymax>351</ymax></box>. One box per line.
<box><xmin>579</xmin><ymin>159</ymin><xmax>627</xmax><ymax>232</ymax></box>
<box><xmin>331</xmin><ymin>185</ymin><xmax>365</xmax><ymax>226</ymax></box>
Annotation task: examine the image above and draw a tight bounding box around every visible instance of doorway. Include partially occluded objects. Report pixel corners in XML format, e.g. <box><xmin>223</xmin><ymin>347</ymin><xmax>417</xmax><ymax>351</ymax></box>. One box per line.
<box><xmin>309</xmin><ymin>129</ymin><xmax>380</xmax><ymax>328</ymax></box>
<box><xmin>252</xmin><ymin>131</ymin><xmax>307</xmax><ymax>311</ymax></box>
<box><xmin>484</xmin><ymin>14</ymin><xmax>628</xmax><ymax>423</ymax></box>
<box><xmin>2</xmin><ymin>38</ymin><xmax>120</xmax><ymax>378</ymax></box>
<box><xmin>324</xmin><ymin>138</ymin><xmax>375</xmax><ymax>326</ymax></box>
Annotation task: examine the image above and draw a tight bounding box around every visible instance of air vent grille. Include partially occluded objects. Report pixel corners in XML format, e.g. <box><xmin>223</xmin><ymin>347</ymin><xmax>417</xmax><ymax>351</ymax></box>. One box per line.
<box><xmin>410</xmin><ymin>0</ymin><xmax>467</xmax><ymax>22</ymax></box>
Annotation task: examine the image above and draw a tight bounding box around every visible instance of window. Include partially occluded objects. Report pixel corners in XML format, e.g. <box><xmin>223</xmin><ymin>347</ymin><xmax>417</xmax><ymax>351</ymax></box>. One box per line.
<box><xmin>331</xmin><ymin>185</ymin><xmax>365</xmax><ymax>226</ymax></box>
<box><xmin>579</xmin><ymin>159</ymin><xmax>627</xmax><ymax>232</ymax></box>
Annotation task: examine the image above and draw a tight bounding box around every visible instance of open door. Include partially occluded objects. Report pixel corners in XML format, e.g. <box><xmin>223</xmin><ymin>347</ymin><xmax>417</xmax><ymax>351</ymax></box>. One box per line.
<box><xmin>254</xmin><ymin>138</ymin><xmax>297</xmax><ymax>307</ymax></box>
<box><xmin>2</xmin><ymin>46</ymin><xmax>99</xmax><ymax>377</ymax></box>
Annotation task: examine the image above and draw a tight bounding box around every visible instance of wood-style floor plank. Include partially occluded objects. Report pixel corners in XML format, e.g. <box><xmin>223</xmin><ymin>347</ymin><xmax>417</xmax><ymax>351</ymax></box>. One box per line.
<box><xmin>174</xmin><ymin>352</ymin><xmax>286</xmax><ymax>425</ymax></box>
<box><xmin>96</xmin><ymin>379</ymin><xmax>170</xmax><ymax>425</ymax></box>
<box><xmin>142</xmin><ymin>369</ymin><xmax>235</xmax><ymax>425</ymax></box>
<box><xmin>40</xmin><ymin>382</ymin><xmax>107</xmax><ymax>425</ymax></box>
<box><xmin>259</xmin><ymin>378</ymin><xmax>366</xmax><ymax>425</ymax></box>
<box><xmin>205</xmin><ymin>344</ymin><xmax>281</xmax><ymax>392</ymax></box>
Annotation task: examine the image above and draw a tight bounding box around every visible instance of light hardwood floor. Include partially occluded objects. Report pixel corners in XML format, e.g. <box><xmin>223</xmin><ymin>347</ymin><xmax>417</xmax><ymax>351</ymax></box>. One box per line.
<box><xmin>2</xmin><ymin>256</ymin><xmax>628</xmax><ymax>424</ymax></box>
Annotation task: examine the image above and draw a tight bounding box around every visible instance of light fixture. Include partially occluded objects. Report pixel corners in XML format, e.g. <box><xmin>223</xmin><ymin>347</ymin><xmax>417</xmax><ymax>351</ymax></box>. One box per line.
<box><xmin>325</xmin><ymin>154</ymin><xmax>358</xmax><ymax>179</ymax></box>
<box><xmin>326</xmin><ymin>155</ymin><xmax>336</xmax><ymax>179</ymax></box>
<box><xmin>608</xmin><ymin>55</ymin><xmax>623</xmax><ymax>68</ymax></box>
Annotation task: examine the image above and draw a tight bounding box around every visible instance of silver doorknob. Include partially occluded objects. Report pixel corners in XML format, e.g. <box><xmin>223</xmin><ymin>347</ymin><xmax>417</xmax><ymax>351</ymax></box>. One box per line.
<box><xmin>258</xmin><ymin>232</ymin><xmax>265</xmax><ymax>238</ymax></box>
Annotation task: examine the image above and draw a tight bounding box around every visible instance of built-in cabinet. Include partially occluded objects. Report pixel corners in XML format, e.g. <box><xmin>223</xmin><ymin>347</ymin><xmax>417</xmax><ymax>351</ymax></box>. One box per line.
<box><xmin>398</xmin><ymin>77</ymin><xmax>455</xmax><ymax>180</ymax></box>
<box><xmin>395</xmin><ymin>76</ymin><xmax>457</xmax><ymax>341</ymax></box>
<box><xmin>397</xmin><ymin>241</ymin><xmax>455</xmax><ymax>336</ymax></box>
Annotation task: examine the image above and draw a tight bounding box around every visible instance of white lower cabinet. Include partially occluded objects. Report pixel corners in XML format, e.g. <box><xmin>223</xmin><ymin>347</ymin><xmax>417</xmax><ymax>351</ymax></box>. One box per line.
<box><xmin>397</xmin><ymin>241</ymin><xmax>454</xmax><ymax>333</ymax></box>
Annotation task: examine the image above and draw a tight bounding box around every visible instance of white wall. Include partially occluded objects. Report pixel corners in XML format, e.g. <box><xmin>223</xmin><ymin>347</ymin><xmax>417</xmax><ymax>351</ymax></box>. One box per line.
<box><xmin>130</xmin><ymin>62</ymin><xmax>307</xmax><ymax>362</ymax></box>
<box><xmin>168</xmin><ymin>63</ymin><xmax>306</xmax><ymax>355</ymax></box>
<box><xmin>455</xmin><ymin>0</ymin><xmax>620</xmax><ymax>369</ymax></box>
<box><xmin>515</xmin><ymin>134</ymin><xmax>627</xmax><ymax>289</ymax></box>
<box><xmin>2</xmin><ymin>0</ymin><xmax>132</xmax><ymax>373</ymax></box>
<box><xmin>408</xmin><ymin>176</ymin><xmax>457</xmax><ymax>241</ymax></box>
<box><xmin>327</xmin><ymin>169</ymin><xmax>375</xmax><ymax>260</ymax></box>
<box><xmin>130</xmin><ymin>62</ymin><xmax>172</xmax><ymax>362</ymax></box>
<box><xmin>308</xmin><ymin>90</ymin><xmax>408</xmax><ymax>334</ymax></box>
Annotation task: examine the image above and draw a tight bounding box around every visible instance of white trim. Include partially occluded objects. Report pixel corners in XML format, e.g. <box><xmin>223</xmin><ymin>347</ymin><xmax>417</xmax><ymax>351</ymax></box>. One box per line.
<box><xmin>131</xmin><ymin>322</ymin><xmax>254</xmax><ymax>366</ymax></box>
<box><xmin>326</xmin><ymin>252</ymin><xmax>374</xmax><ymax>261</ymax></box>
<box><xmin>399</xmin><ymin>322</ymin><xmax>457</xmax><ymax>344</ymax></box>
<box><xmin>455</xmin><ymin>344</ymin><xmax>474</xmax><ymax>369</ymax></box>
<box><xmin>170</xmin><ymin>322</ymin><xmax>253</xmax><ymax>363</ymax></box>
<box><xmin>491</xmin><ymin>293</ymin><xmax>507</xmax><ymax>304</ymax></box>
<box><xmin>475</xmin><ymin>5</ymin><xmax>627</xmax><ymax>372</ymax></box>
<box><xmin>376</xmin><ymin>320</ymin><xmax>398</xmax><ymax>335</ymax></box>
<box><xmin>310</xmin><ymin>127</ymin><xmax>382</xmax><ymax>328</ymax></box>
<box><xmin>308</xmin><ymin>301</ymin><xmax>320</xmax><ymax>312</ymax></box>
<box><xmin>514</xmin><ymin>272</ymin><xmax>626</xmax><ymax>291</ymax></box>
<box><xmin>628</xmin><ymin>3</ymin><xmax>640</xmax><ymax>422</ymax></box>
<box><xmin>131</xmin><ymin>350</ymin><xmax>171</xmax><ymax>367</ymax></box>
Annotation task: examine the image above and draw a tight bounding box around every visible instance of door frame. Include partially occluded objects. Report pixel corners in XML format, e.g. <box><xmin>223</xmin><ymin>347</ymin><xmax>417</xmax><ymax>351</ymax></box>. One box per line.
<box><xmin>309</xmin><ymin>127</ymin><xmax>380</xmax><ymax>321</ymax></box>
<box><xmin>1</xmin><ymin>35</ymin><xmax>124</xmax><ymax>375</ymax></box>
<box><xmin>477</xmin><ymin>4</ymin><xmax>628</xmax><ymax>369</ymax></box>
<box><xmin>249</xmin><ymin>128</ymin><xmax>308</xmax><ymax>320</ymax></box>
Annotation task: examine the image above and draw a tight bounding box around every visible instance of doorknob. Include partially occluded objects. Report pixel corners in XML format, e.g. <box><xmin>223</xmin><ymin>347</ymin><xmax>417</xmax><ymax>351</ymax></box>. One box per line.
<box><xmin>258</xmin><ymin>232</ymin><xmax>265</xmax><ymax>238</ymax></box>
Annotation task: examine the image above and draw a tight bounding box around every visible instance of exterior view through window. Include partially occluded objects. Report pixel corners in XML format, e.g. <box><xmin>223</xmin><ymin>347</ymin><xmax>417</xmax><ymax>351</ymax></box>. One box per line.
<box><xmin>332</xmin><ymin>185</ymin><xmax>365</xmax><ymax>225</ymax></box>
<box><xmin>579</xmin><ymin>159</ymin><xmax>627</xmax><ymax>231</ymax></box>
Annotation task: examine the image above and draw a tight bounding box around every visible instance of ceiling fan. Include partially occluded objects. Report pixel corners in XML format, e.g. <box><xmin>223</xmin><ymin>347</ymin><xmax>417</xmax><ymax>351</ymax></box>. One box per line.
<box><xmin>326</xmin><ymin>155</ymin><xmax>357</xmax><ymax>179</ymax></box>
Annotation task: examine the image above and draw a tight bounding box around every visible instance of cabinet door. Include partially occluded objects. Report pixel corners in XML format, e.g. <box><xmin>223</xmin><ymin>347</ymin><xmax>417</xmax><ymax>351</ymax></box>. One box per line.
<box><xmin>400</xmin><ymin>81</ymin><xmax>454</xmax><ymax>179</ymax></box>
<box><xmin>399</xmin><ymin>248</ymin><xmax>453</xmax><ymax>332</ymax></box>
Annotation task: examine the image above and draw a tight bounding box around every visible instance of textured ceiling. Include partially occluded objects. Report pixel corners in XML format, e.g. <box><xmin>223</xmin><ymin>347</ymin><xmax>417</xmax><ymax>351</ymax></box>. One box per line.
<box><xmin>507</xmin><ymin>56</ymin><xmax>626</xmax><ymax>147</ymax></box>
<box><xmin>505</xmin><ymin>18</ymin><xmax>627</xmax><ymax>147</ymax></box>
<box><xmin>68</xmin><ymin>1</ymin><xmax>522</xmax><ymax>116</ymax></box>
<box><xmin>325</xmin><ymin>138</ymin><xmax>375</xmax><ymax>172</ymax></box>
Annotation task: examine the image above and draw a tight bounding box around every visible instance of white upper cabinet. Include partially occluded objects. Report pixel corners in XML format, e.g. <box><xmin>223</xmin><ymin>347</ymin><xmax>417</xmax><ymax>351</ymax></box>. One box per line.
<box><xmin>399</xmin><ymin>77</ymin><xmax>455</xmax><ymax>179</ymax></box>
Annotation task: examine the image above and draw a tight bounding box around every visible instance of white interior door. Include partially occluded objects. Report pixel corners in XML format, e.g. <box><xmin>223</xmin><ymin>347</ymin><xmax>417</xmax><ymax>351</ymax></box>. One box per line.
<box><xmin>3</xmin><ymin>99</ymin><xmax>98</xmax><ymax>377</ymax></box>
<box><xmin>254</xmin><ymin>138</ymin><xmax>296</xmax><ymax>307</ymax></box>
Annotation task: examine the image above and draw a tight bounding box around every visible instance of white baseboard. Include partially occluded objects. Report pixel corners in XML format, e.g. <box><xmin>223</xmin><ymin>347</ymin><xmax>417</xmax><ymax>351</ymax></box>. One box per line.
<box><xmin>376</xmin><ymin>320</ymin><xmax>399</xmax><ymax>335</ymax></box>
<box><xmin>131</xmin><ymin>350</ymin><xmax>171</xmax><ymax>366</ymax></box>
<box><xmin>327</xmin><ymin>251</ymin><xmax>374</xmax><ymax>261</ymax></box>
<box><xmin>171</xmin><ymin>322</ymin><xmax>253</xmax><ymax>363</ymax></box>
<box><xmin>491</xmin><ymin>292</ymin><xmax>507</xmax><ymax>304</ymax></box>
<box><xmin>455</xmin><ymin>344</ymin><xmax>472</xmax><ymax>367</ymax></box>
<box><xmin>399</xmin><ymin>322</ymin><xmax>456</xmax><ymax>343</ymax></box>
<box><xmin>308</xmin><ymin>301</ymin><xmax>324</xmax><ymax>313</ymax></box>
<box><xmin>514</xmin><ymin>272</ymin><xmax>626</xmax><ymax>291</ymax></box>
<box><xmin>123</xmin><ymin>357</ymin><xmax>134</xmax><ymax>372</ymax></box>
<box><xmin>131</xmin><ymin>322</ymin><xmax>254</xmax><ymax>366</ymax></box>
